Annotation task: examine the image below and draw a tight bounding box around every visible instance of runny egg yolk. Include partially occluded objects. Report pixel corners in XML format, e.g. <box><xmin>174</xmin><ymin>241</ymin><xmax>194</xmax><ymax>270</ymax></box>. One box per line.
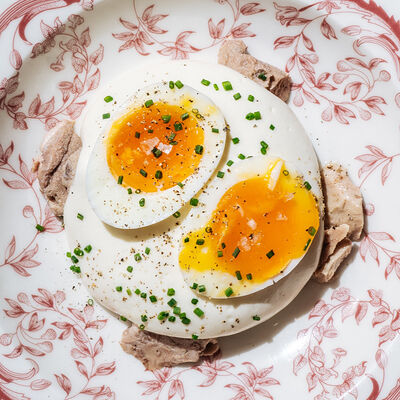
<box><xmin>106</xmin><ymin>102</ymin><xmax>204</xmax><ymax>192</ymax></box>
<box><xmin>179</xmin><ymin>163</ymin><xmax>320</xmax><ymax>289</ymax></box>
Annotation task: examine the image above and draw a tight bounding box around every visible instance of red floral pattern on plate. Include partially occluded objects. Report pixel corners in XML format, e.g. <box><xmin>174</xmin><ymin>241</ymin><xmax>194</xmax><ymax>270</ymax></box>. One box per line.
<box><xmin>112</xmin><ymin>0</ymin><xmax>265</xmax><ymax>59</ymax></box>
<box><xmin>273</xmin><ymin>0</ymin><xmax>400</xmax><ymax>124</ymax></box>
<box><xmin>0</xmin><ymin>288</ymin><xmax>115</xmax><ymax>399</ymax></box>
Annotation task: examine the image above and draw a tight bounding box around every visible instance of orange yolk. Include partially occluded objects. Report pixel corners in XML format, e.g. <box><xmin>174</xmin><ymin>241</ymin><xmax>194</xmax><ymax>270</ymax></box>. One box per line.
<box><xmin>106</xmin><ymin>102</ymin><xmax>204</xmax><ymax>192</ymax></box>
<box><xmin>179</xmin><ymin>166</ymin><xmax>320</xmax><ymax>284</ymax></box>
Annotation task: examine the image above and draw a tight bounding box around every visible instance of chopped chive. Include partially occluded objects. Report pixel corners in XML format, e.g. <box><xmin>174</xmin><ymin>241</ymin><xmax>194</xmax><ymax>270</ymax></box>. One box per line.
<box><xmin>104</xmin><ymin>95</ymin><xmax>113</xmax><ymax>103</ymax></box>
<box><xmin>254</xmin><ymin>111</ymin><xmax>261</xmax><ymax>120</ymax></box>
<box><xmin>246</xmin><ymin>273</ymin><xmax>253</xmax><ymax>280</ymax></box>
<box><xmin>198</xmin><ymin>285</ymin><xmax>206</xmax><ymax>293</ymax></box>
<box><xmin>213</xmin><ymin>83</ymin><xmax>219</xmax><ymax>90</ymax></box>
<box><xmin>87</xmin><ymin>299</ymin><xmax>94</xmax><ymax>306</ymax></box>
<box><xmin>120</xmin><ymin>316</ymin><xmax>127</xmax><ymax>321</ymax></box>
<box><xmin>283</xmin><ymin>170</ymin><xmax>289</xmax><ymax>176</ymax></box>
<box><xmin>127</xmin><ymin>266</ymin><xmax>133</xmax><ymax>273</ymax></box>
<box><xmin>258</xmin><ymin>73</ymin><xmax>267</xmax><ymax>81</ymax></box>
<box><xmin>175</xmin><ymin>80</ymin><xmax>183</xmax><ymax>89</ymax></box>
<box><xmin>102</xmin><ymin>113</ymin><xmax>110</xmax><ymax>119</ymax></box>
<box><xmin>177</xmin><ymin>182</ymin><xmax>184</xmax><ymax>188</ymax></box>
<box><xmin>193</xmin><ymin>308</ymin><xmax>204</xmax><ymax>317</ymax></box>
<box><xmin>217</xmin><ymin>171</ymin><xmax>225</xmax><ymax>179</ymax></box>
<box><xmin>184</xmin><ymin>237</ymin><xmax>189</xmax><ymax>243</ymax></box>
<box><xmin>71</xmin><ymin>255</ymin><xmax>79</xmax><ymax>264</ymax></box>
<box><xmin>248</xmin><ymin>94</ymin><xmax>255</xmax><ymax>102</ymax></box>
<box><xmin>232</xmin><ymin>137</ymin><xmax>239</xmax><ymax>144</ymax></box>
<box><xmin>84</xmin><ymin>245</ymin><xmax>92</xmax><ymax>253</ymax></box>
<box><xmin>140</xmin><ymin>292</ymin><xmax>147</xmax><ymax>299</ymax></box>
<box><xmin>168</xmin><ymin>315</ymin><xmax>176</xmax><ymax>322</ymax></box>
<box><xmin>174</xmin><ymin>122</ymin><xmax>183</xmax><ymax>131</ymax></box>
<box><xmin>127</xmin><ymin>288</ymin><xmax>132</xmax><ymax>296</ymax></box>
<box><xmin>141</xmin><ymin>315</ymin><xmax>148</xmax><ymax>322</ymax></box>
<box><xmin>266</xmin><ymin>250</ymin><xmax>275</xmax><ymax>259</ymax></box>
<box><xmin>162</xmin><ymin>114</ymin><xmax>171</xmax><ymax>123</ymax></box>
<box><xmin>169</xmin><ymin>81</ymin><xmax>174</xmax><ymax>89</ymax></box>
<box><xmin>253</xmin><ymin>315</ymin><xmax>261</xmax><ymax>321</ymax></box>
<box><xmin>195</xmin><ymin>145</ymin><xmax>203</xmax><ymax>155</ymax></box>
<box><xmin>246</xmin><ymin>112</ymin><xmax>255</xmax><ymax>120</ymax></box>
<box><xmin>150</xmin><ymin>295</ymin><xmax>157</xmax><ymax>303</ymax></box>
<box><xmin>134</xmin><ymin>253</ymin><xmax>142</xmax><ymax>261</ymax></box>
<box><xmin>191</xmin><ymin>298</ymin><xmax>198</xmax><ymax>305</ymax></box>
<box><xmin>238</xmin><ymin>153</ymin><xmax>246</xmax><ymax>160</ymax></box>
<box><xmin>196</xmin><ymin>239</ymin><xmax>205</xmax><ymax>245</ymax></box>
<box><xmin>270</xmin><ymin>124</ymin><xmax>275</xmax><ymax>131</ymax></box>
<box><xmin>225</xmin><ymin>287</ymin><xmax>233</xmax><ymax>297</ymax></box>
<box><xmin>139</xmin><ymin>169</ymin><xmax>147</xmax><ymax>177</ymax></box>
<box><xmin>304</xmin><ymin>239</ymin><xmax>311</xmax><ymax>251</ymax></box>
<box><xmin>181</xmin><ymin>112</ymin><xmax>189</xmax><ymax>120</ymax></box>
<box><xmin>145</xmin><ymin>247</ymin><xmax>150</xmax><ymax>255</ymax></box>
<box><xmin>135</xmin><ymin>131</ymin><xmax>140</xmax><ymax>138</ymax></box>
<box><xmin>152</xmin><ymin>147</ymin><xmax>162</xmax><ymax>158</ymax></box>
<box><xmin>135</xmin><ymin>188</ymin><xmax>141</xmax><ymax>194</ymax></box>
<box><xmin>116</xmin><ymin>286</ymin><xmax>122</xmax><ymax>292</ymax></box>
<box><xmin>135</xmin><ymin>289</ymin><xmax>140</xmax><ymax>295</ymax></box>
<box><xmin>205</xmin><ymin>226</ymin><xmax>212</xmax><ymax>234</ymax></box>
<box><xmin>155</xmin><ymin>170</ymin><xmax>163</xmax><ymax>179</ymax></box>
<box><xmin>217</xmin><ymin>250</ymin><xmax>223</xmax><ymax>257</ymax></box>
<box><xmin>227</xmin><ymin>160</ymin><xmax>234</xmax><ymax>167</ymax></box>
<box><xmin>77</xmin><ymin>213</ymin><xmax>84</xmax><ymax>221</ymax></box>
<box><xmin>36</xmin><ymin>224</ymin><xmax>45</xmax><ymax>232</ymax></box>
<box><xmin>191</xmin><ymin>283</ymin><xmax>198</xmax><ymax>290</ymax></box>
<box><xmin>233</xmin><ymin>93</ymin><xmax>241</xmax><ymax>100</ymax></box>
<box><xmin>179</xmin><ymin>312</ymin><xmax>186</xmax><ymax>318</ymax></box>
<box><xmin>70</xmin><ymin>265</ymin><xmax>80</xmax><ymax>273</ymax></box>
<box><xmin>173</xmin><ymin>211</ymin><xmax>181</xmax><ymax>218</ymax></box>
<box><xmin>158</xmin><ymin>311</ymin><xmax>169</xmax><ymax>320</ymax></box>
<box><xmin>235</xmin><ymin>270</ymin><xmax>242</xmax><ymax>280</ymax></box>
<box><xmin>212</xmin><ymin>128</ymin><xmax>219</xmax><ymax>133</ymax></box>
<box><xmin>222</xmin><ymin>81</ymin><xmax>233</xmax><ymax>91</ymax></box>
<box><xmin>260</xmin><ymin>141</ymin><xmax>268</xmax><ymax>148</ymax></box>
<box><xmin>304</xmin><ymin>181</ymin><xmax>312</xmax><ymax>190</ymax></box>
<box><xmin>173</xmin><ymin>306</ymin><xmax>181</xmax><ymax>315</ymax></box>
<box><xmin>192</xmin><ymin>334</ymin><xmax>198</xmax><ymax>340</ymax></box>
<box><xmin>181</xmin><ymin>317</ymin><xmax>191</xmax><ymax>325</ymax></box>
<box><xmin>221</xmin><ymin>243</ymin><xmax>226</xmax><ymax>249</ymax></box>
<box><xmin>127</xmin><ymin>188</ymin><xmax>133</xmax><ymax>194</ymax></box>
<box><xmin>74</xmin><ymin>247</ymin><xmax>84</xmax><ymax>256</ymax></box>
<box><xmin>190</xmin><ymin>198</ymin><xmax>199</xmax><ymax>206</ymax></box>
<box><xmin>167</xmin><ymin>298</ymin><xmax>177</xmax><ymax>307</ymax></box>
<box><xmin>145</xmin><ymin>99</ymin><xmax>153</xmax><ymax>108</ymax></box>
<box><xmin>139</xmin><ymin>198</ymin><xmax>145</xmax><ymax>207</ymax></box>
<box><xmin>167</xmin><ymin>288</ymin><xmax>175</xmax><ymax>296</ymax></box>
<box><xmin>117</xmin><ymin>175</ymin><xmax>123</xmax><ymax>185</ymax></box>
<box><xmin>232</xmin><ymin>247</ymin><xmax>240</xmax><ymax>258</ymax></box>
<box><xmin>66</xmin><ymin>252</ymin><xmax>71</xmax><ymax>258</ymax></box>
<box><xmin>308</xmin><ymin>226</ymin><xmax>316</xmax><ymax>236</ymax></box>
<box><xmin>201</xmin><ymin>79</ymin><xmax>210</xmax><ymax>86</ymax></box>
<box><xmin>139</xmin><ymin>324</ymin><xmax>145</xmax><ymax>330</ymax></box>
<box><xmin>261</xmin><ymin>147</ymin><xmax>267</xmax><ymax>155</ymax></box>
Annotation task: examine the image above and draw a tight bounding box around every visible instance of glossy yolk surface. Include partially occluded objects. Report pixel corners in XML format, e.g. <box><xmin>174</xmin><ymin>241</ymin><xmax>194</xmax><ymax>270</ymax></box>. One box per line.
<box><xmin>106</xmin><ymin>102</ymin><xmax>204</xmax><ymax>192</ymax></box>
<box><xmin>179</xmin><ymin>165</ymin><xmax>320</xmax><ymax>285</ymax></box>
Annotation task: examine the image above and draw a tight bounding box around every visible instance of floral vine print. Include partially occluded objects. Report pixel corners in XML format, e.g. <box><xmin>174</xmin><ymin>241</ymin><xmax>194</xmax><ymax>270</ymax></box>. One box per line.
<box><xmin>138</xmin><ymin>354</ymin><xmax>280</xmax><ymax>400</ymax></box>
<box><xmin>112</xmin><ymin>0</ymin><xmax>265</xmax><ymax>59</ymax></box>
<box><xmin>0</xmin><ymin>141</ymin><xmax>62</xmax><ymax>277</ymax></box>
<box><xmin>0</xmin><ymin>288</ymin><xmax>116</xmax><ymax>399</ymax></box>
<box><xmin>0</xmin><ymin>14</ymin><xmax>104</xmax><ymax>130</ymax></box>
<box><xmin>273</xmin><ymin>0</ymin><xmax>400</xmax><ymax>124</ymax></box>
<box><xmin>293</xmin><ymin>287</ymin><xmax>399</xmax><ymax>400</ymax></box>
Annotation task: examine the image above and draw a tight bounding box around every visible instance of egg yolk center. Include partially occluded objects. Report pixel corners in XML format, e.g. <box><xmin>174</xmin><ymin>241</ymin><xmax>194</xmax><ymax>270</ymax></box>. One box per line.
<box><xmin>179</xmin><ymin>163</ymin><xmax>320</xmax><ymax>284</ymax></box>
<box><xmin>106</xmin><ymin>102</ymin><xmax>205</xmax><ymax>192</ymax></box>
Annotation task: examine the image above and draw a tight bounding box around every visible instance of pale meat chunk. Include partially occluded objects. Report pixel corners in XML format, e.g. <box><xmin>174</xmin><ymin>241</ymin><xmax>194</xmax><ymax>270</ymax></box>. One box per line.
<box><xmin>218</xmin><ymin>39</ymin><xmax>291</xmax><ymax>102</ymax></box>
<box><xmin>121</xmin><ymin>325</ymin><xmax>219</xmax><ymax>370</ymax></box>
<box><xmin>320</xmin><ymin>224</ymin><xmax>349</xmax><ymax>264</ymax></box>
<box><xmin>32</xmin><ymin>120</ymin><xmax>82</xmax><ymax>217</ymax></box>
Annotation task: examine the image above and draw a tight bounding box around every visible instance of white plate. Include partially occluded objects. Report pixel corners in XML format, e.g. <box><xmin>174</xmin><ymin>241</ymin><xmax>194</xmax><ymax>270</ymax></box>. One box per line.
<box><xmin>0</xmin><ymin>0</ymin><xmax>399</xmax><ymax>398</ymax></box>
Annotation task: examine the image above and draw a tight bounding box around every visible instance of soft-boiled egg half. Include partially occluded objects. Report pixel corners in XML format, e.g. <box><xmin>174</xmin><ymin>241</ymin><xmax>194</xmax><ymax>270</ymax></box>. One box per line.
<box><xmin>64</xmin><ymin>60</ymin><xmax>323</xmax><ymax>339</ymax></box>
<box><xmin>87</xmin><ymin>82</ymin><xmax>226</xmax><ymax>229</ymax></box>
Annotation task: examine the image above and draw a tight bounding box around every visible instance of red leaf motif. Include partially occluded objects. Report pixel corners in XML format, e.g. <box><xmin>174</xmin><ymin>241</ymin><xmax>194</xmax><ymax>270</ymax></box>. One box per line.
<box><xmin>381</xmin><ymin>161</ymin><xmax>392</xmax><ymax>185</ymax></box>
<box><xmin>79</xmin><ymin>28</ymin><xmax>91</xmax><ymax>47</ymax></box>
<box><xmin>113</xmin><ymin>32</ymin><xmax>135</xmax><ymax>40</ymax></box>
<box><xmin>302</xmin><ymin>88</ymin><xmax>319</xmax><ymax>104</ymax></box>
<box><xmin>95</xmin><ymin>362</ymin><xmax>116</xmax><ymax>376</ymax></box>
<box><xmin>4</xmin><ymin>344</ymin><xmax>22</xmax><ymax>358</ymax></box>
<box><xmin>342</xmin><ymin>25</ymin><xmax>361</xmax><ymax>36</ymax></box>
<box><xmin>225</xmin><ymin>383</ymin><xmax>249</xmax><ymax>400</ymax></box>
<box><xmin>240</xmin><ymin>3</ymin><xmax>265</xmax><ymax>15</ymax></box>
<box><xmin>142</xmin><ymin>5</ymin><xmax>155</xmax><ymax>22</ymax></box>
<box><xmin>41</xmin><ymin>328</ymin><xmax>57</xmax><ymax>340</ymax></box>
<box><xmin>65</xmin><ymin>101</ymin><xmax>87</xmax><ymax>119</ymax></box>
<box><xmin>344</xmin><ymin>81</ymin><xmax>362</xmax><ymax>101</ymax></box>
<box><xmin>332</xmin><ymin>287</ymin><xmax>351</xmax><ymax>302</ymax></box>
<box><xmin>346</xmin><ymin>57</ymin><xmax>369</xmax><ymax>69</ymax></box>
<box><xmin>369</xmin><ymin>232</ymin><xmax>395</xmax><ymax>241</ymax></box>
<box><xmin>355</xmin><ymin>302</ymin><xmax>368</xmax><ymax>324</ymax></box>
<box><xmin>72</xmin><ymin>75</ymin><xmax>84</xmax><ymax>95</ymax></box>
<box><xmin>378</xmin><ymin>325</ymin><xmax>396</xmax><ymax>346</ymax></box>
<box><xmin>28</xmin><ymin>95</ymin><xmax>41</xmax><ymax>117</ymax></box>
<box><xmin>362</xmin><ymin>96</ymin><xmax>386</xmax><ymax>115</ymax></box>
<box><xmin>286</xmin><ymin>54</ymin><xmax>295</xmax><ymax>72</ymax></box>
<box><xmin>5</xmin><ymin>236</ymin><xmax>16</xmax><ymax>260</ymax></box>
<box><xmin>10</xmin><ymin>49</ymin><xmax>22</xmax><ymax>70</ymax></box>
<box><xmin>19</xmin><ymin>155</ymin><xmax>34</xmax><ymax>184</ymax></box>
<box><xmin>28</xmin><ymin>312</ymin><xmax>44</xmax><ymax>332</ymax></box>
<box><xmin>38</xmin><ymin>97</ymin><xmax>55</xmax><ymax>116</ymax></box>
<box><xmin>4</xmin><ymin>298</ymin><xmax>25</xmax><ymax>318</ymax></box>
<box><xmin>137</xmin><ymin>379</ymin><xmax>162</xmax><ymax>395</ymax></box>
<box><xmin>7</xmin><ymin>93</ymin><xmax>25</xmax><ymax>111</ymax></box>
<box><xmin>32</xmin><ymin>288</ymin><xmax>54</xmax><ymax>308</ymax></box>
<box><xmin>372</xmin><ymin>307</ymin><xmax>390</xmax><ymax>327</ymax></box>
<box><xmin>321</xmin><ymin>106</ymin><xmax>332</xmax><ymax>121</ymax></box>
<box><xmin>86</xmin><ymin>319</ymin><xmax>107</xmax><ymax>330</ymax></box>
<box><xmin>13</xmin><ymin>112</ymin><xmax>28</xmax><ymax>130</ymax></box>
<box><xmin>89</xmin><ymin>44</ymin><xmax>104</xmax><ymax>65</ymax></box>
<box><xmin>334</xmin><ymin>104</ymin><xmax>356</xmax><ymax>124</ymax></box>
<box><xmin>75</xmin><ymin>360</ymin><xmax>89</xmax><ymax>380</ymax></box>
<box><xmin>231</xmin><ymin>23</ymin><xmax>255</xmax><ymax>38</ymax></box>
<box><xmin>208</xmin><ymin>18</ymin><xmax>225</xmax><ymax>39</ymax></box>
<box><xmin>119</xmin><ymin>18</ymin><xmax>138</xmax><ymax>31</ymax></box>
<box><xmin>293</xmin><ymin>354</ymin><xmax>306</xmax><ymax>375</ymax></box>
<box><xmin>302</xmin><ymin>33</ymin><xmax>314</xmax><ymax>51</ymax></box>
<box><xmin>71</xmin><ymin>348</ymin><xmax>87</xmax><ymax>359</ymax></box>
<box><xmin>368</xmin><ymin>289</ymin><xmax>382</xmax><ymax>306</ymax></box>
<box><xmin>375</xmin><ymin>348</ymin><xmax>387</xmax><ymax>369</ymax></box>
<box><xmin>72</xmin><ymin>54</ymin><xmax>86</xmax><ymax>73</ymax></box>
<box><xmin>93</xmin><ymin>337</ymin><xmax>103</xmax><ymax>357</ymax></box>
<box><xmin>168</xmin><ymin>379</ymin><xmax>184</xmax><ymax>400</ymax></box>
<box><xmin>321</xmin><ymin>18</ymin><xmax>337</xmax><ymax>40</ymax></box>
<box><xmin>24</xmin><ymin>345</ymin><xmax>45</xmax><ymax>356</ymax></box>
<box><xmin>68</xmin><ymin>307</ymin><xmax>85</xmax><ymax>322</ymax></box>
<box><xmin>341</xmin><ymin>303</ymin><xmax>356</xmax><ymax>322</ymax></box>
<box><xmin>87</xmin><ymin>68</ymin><xmax>100</xmax><ymax>91</ymax></box>
<box><xmin>3</xmin><ymin>179</ymin><xmax>29</xmax><ymax>190</ymax></box>
<box><xmin>55</xmin><ymin>373</ymin><xmax>71</xmax><ymax>395</ymax></box>
<box><xmin>391</xmin><ymin>309</ymin><xmax>400</xmax><ymax>331</ymax></box>
<box><xmin>82</xmin><ymin>386</ymin><xmax>110</xmax><ymax>395</ymax></box>
<box><xmin>30</xmin><ymin>379</ymin><xmax>51</xmax><ymax>390</ymax></box>
<box><xmin>5</xmin><ymin>73</ymin><xmax>19</xmax><ymax>94</ymax></box>
<box><xmin>306</xmin><ymin>372</ymin><xmax>318</xmax><ymax>392</ymax></box>
<box><xmin>309</xmin><ymin>300</ymin><xmax>330</xmax><ymax>318</ymax></box>
<box><xmin>274</xmin><ymin>35</ymin><xmax>296</xmax><ymax>49</ymax></box>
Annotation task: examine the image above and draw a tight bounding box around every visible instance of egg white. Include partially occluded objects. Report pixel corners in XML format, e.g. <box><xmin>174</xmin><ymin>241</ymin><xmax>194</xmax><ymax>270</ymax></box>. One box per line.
<box><xmin>64</xmin><ymin>60</ymin><xmax>323</xmax><ymax>339</ymax></box>
<box><xmin>86</xmin><ymin>82</ymin><xmax>226</xmax><ymax>229</ymax></box>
